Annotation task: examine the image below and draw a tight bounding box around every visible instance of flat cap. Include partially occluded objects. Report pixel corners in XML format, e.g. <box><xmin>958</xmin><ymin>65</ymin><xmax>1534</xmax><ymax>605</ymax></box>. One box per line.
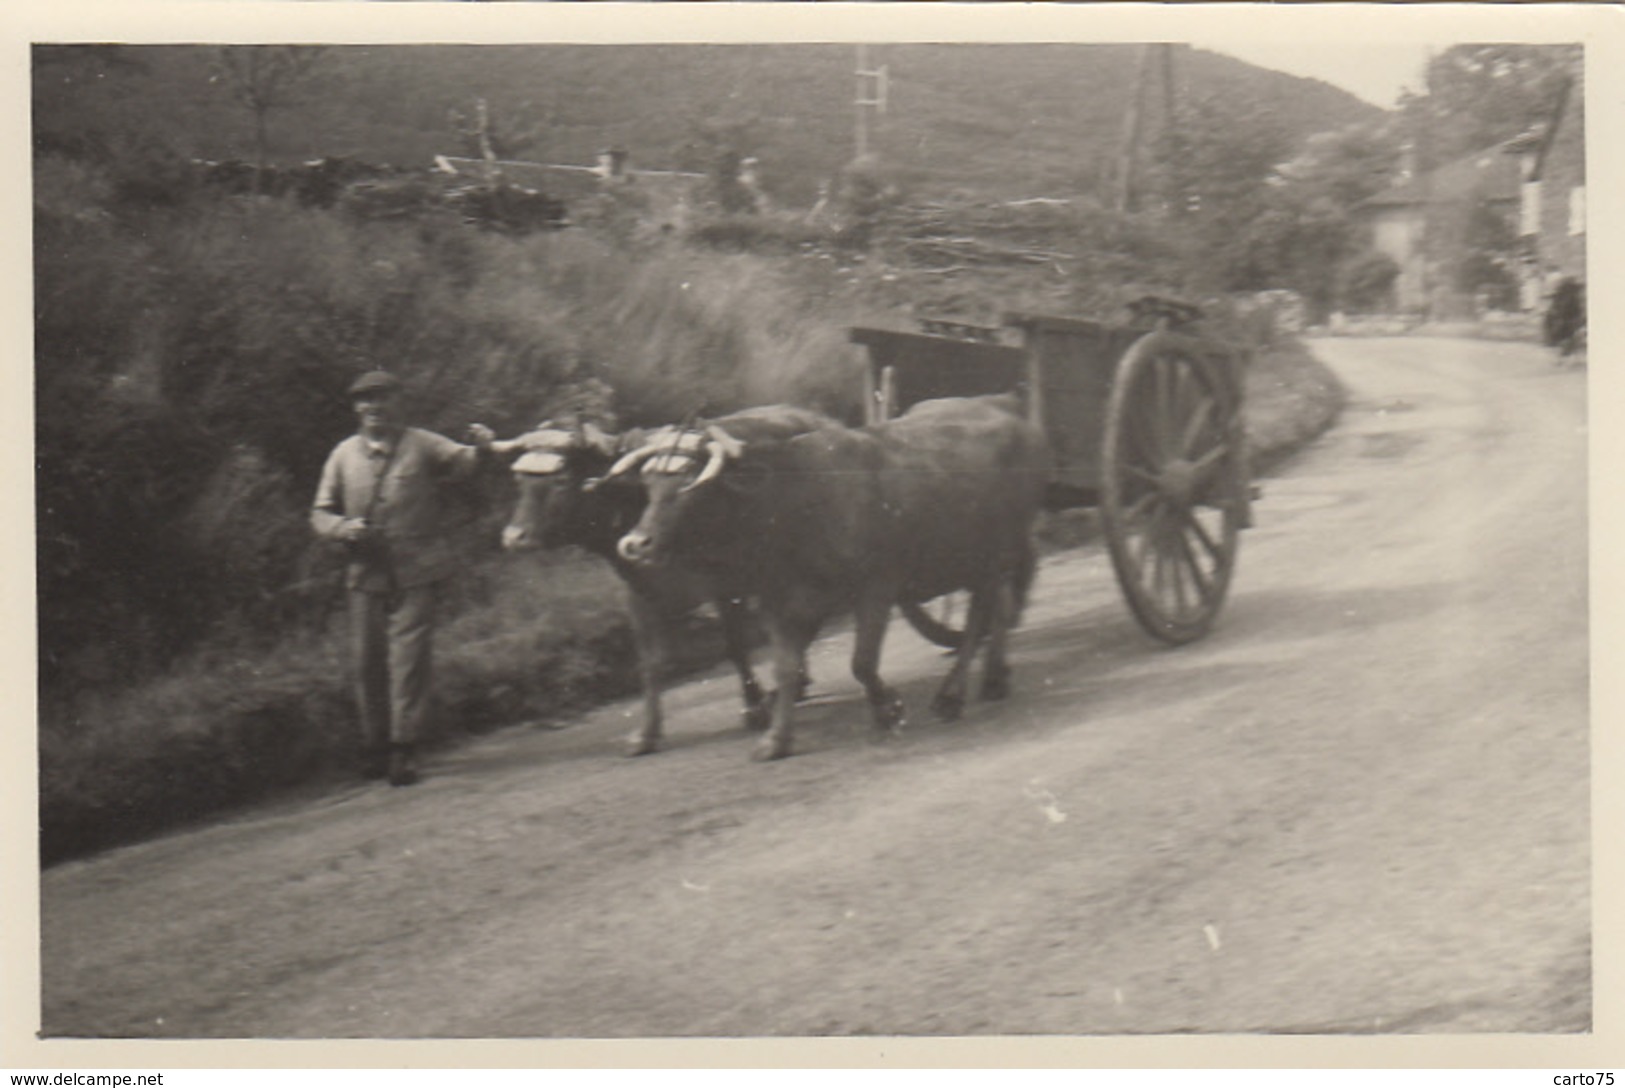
<box><xmin>347</xmin><ymin>370</ymin><xmax>404</xmax><ymax>398</ymax></box>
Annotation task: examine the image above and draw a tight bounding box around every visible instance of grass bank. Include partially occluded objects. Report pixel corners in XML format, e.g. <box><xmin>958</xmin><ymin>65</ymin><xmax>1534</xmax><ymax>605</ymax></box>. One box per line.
<box><xmin>1246</xmin><ymin>336</ymin><xmax>1346</xmax><ymax>473</ymax></box>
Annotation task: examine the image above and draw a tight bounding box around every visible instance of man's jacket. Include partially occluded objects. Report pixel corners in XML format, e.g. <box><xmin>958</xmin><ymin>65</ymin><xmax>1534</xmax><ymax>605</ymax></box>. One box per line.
<box><xmin>311</xmin><ymin>427</ymin><xmax>484</xmax><ymax>592</ymax></box>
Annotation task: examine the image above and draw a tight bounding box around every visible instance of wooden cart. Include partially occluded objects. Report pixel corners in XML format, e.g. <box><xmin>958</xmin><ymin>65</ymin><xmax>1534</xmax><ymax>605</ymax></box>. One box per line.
<box><xmin>851</xmin><ymin>296</ymin><xmax>1252</xmax><ymax>647</ymax></box>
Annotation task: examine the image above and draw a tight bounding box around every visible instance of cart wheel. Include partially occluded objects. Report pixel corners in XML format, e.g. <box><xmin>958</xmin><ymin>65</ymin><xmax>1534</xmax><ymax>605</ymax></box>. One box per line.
<box><xmin>901</xmin><ymin>595</ymin><xmax>966</xmax><ymax>650</ymax></box>
<box><xmin>1100</xmin><ymin>330</ymin><xmax>1245</xmax><ymax>645</ymax></box>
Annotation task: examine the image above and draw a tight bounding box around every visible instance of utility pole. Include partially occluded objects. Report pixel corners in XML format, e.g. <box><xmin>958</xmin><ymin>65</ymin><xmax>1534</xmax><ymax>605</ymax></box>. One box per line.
<box><xmin>1115</xmin><ymin>44</ymin><xmax>1178</xmax><ymax>214</ymax></box>
<box><xmin>475</xmin><ymin>98</ymin><xmax>500</xmax><ymax>184</ymax></box>
<box><xmin>1157</xmin><ymin>43</ymin><xmax>1177</xmax><ymax>134</ymax></box>
<box><xmin>1115</xmin><ymin>45</ymin><xmax>1152</xmax><ymax>213</ymax></box>
<box><xmin>854</xmin><ymin>44</ymin><xmax>888</xmax><ymax>160</ymax></box>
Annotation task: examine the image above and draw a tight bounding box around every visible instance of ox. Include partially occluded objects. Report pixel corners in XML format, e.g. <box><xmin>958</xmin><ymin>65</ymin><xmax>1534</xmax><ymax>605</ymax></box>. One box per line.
<box><xmin>612</xmin><ymin>393</ymin><xmax>1050</xmax><ymax>761</ymax></box>
<box><xmin>497</xmin><ymin>408</ymin><xmax>834</xmax><ymax>755</ymax></box>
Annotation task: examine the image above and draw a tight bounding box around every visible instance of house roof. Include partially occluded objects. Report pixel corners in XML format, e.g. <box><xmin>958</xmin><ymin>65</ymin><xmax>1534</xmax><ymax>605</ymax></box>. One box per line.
<box><xmin>1360</xmin><ymin>141</ymin><xmax>1525</xmax><ymax>210</ymax></box>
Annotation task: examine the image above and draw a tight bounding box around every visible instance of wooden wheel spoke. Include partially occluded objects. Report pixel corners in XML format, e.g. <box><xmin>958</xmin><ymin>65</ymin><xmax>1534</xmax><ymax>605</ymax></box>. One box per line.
<box><xmin>1123</xmin><ymin>491</ymin><xmax>1159</xmax><ymax>526</ymax></box>
<box><xmin>1145</xmin><ymin>511</ymin><xmax>1191</xmax><ymax>613</ymax></box>
<box><xmin>1188</xmin><ymin>441</ymin><xmax>1231</xmax><ymax>484</ymax></box>
<box><xmin>1166</xmin><ymin>539</ymin><xmax>1189</xmax><ymax>614</ymax></box>
<box><xmin>1154</xmin><ymin>359</ymin><xmax>1177</xmax><ymax>458</ymax></box>
<box><xmin>1164</xmin><ymin>360</ymin><xmax>1188</xmax><ymax>457</ymax></box>
<box><xmin>1134</xmin><ymin>374</ymin><xmax>1168</xmax><ymax>461</ymax></box>
<box><xmin>1150</xmin><ymin>535</ymin><xmax>1169</xmax><ymax>602</ymax></box>
<box><xmin>1172</xmin><ymin>522</ymin><xmax>1215</xmax><ymax>602</ymax></box>
<box><xmin>1122</xmin><ymin>395</ymin><xmax>1163</xmax><ymax>467</ymax></box>
<box><xmin>1170</xmin><ymin>361</ymin><xmax>1197</xmax><ymax>431</ymax></box>
<box><xmin>1124</xmin><ymin>463</ymin><xmax>1161</xmax><ymax>488</ymax></box>
<box><xmin>1179</xmin><ymin>504</ymin><xmax>1224</xmax><ymax>562</ymax></box>
<box><xmin>1131</xmin><ymin>502</ymin><xmax>1165</xmax><ymax>574</ymax></box>
<box><xmin>1178</xmin><ymin>396</ymin><xmax>1216</xmax><ymax>459</ymax></box>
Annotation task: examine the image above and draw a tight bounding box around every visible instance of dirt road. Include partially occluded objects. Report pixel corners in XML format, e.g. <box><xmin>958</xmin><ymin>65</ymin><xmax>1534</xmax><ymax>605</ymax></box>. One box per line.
<box><xmin>39</xmin><ymin>337</ymin><xmax>1589</xmax><ymax>1040</ymax></box>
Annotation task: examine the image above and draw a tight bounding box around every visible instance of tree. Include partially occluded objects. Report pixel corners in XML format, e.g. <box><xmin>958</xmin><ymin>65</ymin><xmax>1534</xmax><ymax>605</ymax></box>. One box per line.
<box><xmin>448</xmin><ymin>98</ymin><xmax>544</xmax><ymax>164</ymax></box>
<box><xmin>210</xmin><ymin>46</ymin><xmax>327</xmax><ymax>191</ymax></box>
<box><xmin>1433</xmin><ymin>197</ymin><xmax>1522</xmax><ymax>310</ymax></box>
<box><xmin>1148</xmin><ymin>98</ymin><xmax>1398</xmax><ymax>321</ymax></box>
<box><xmin>1277</xmin><ymin>120</ymin><xmax>1404</xmax><ymax>209</ymax></box>
<box><xmin>677</xmin><ymin>115</ymin><xmax>765</xmax><ymax>212</ymax></box>
<box><xmin>1399</xmin><ymin>44</ymin><xmax>1578</xmax><ymax>172</ymax></box>
<box><xmin>1148</xmin><ymin>94</ymin><xmax>1305</xmax><ymax>294</ymax></box>
<box><xmin>1151</xmin><ymin>93</ymin><xmax>1296</xmax><ymax>225</ymax></box>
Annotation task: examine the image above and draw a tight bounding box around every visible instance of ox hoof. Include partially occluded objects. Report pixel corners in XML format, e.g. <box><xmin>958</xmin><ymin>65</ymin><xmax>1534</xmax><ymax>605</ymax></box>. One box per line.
<box><xmin>872</xmin><ymin>694</ymin><xmax>907</xmax><ymax>732</ymax></box>
<box><xmin>981</xmin><ymin>670</ymin><xmax>1011</xmax><ymax>702</ymax></box>
<box><xmin>931</xmin><ymin>692</ymin><xmax>965</xmax><ymax>722</ymax></box>
<box><xmin>624</xmin><ymin>733</ymin><xmax>662</xmax><ymax>757</ymax></box>
<box><xmin>752</xmin><ymin>734</ymin><xmax>793</xmax><ymax>762</ymax></box>
<box><xmin>741</xmin><ymin>703</ymin><xmax>771</xmax><ymax>733</ymax></box>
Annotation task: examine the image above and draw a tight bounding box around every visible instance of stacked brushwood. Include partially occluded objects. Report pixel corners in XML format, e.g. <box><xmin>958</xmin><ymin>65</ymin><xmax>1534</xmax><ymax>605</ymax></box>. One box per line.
<box><xmin>876</xmin><ymin>195</ymin><xmax>1080</xmax><ymax>275</ymax></box>
<box><xmin>339</xmin><ymin>174</ymin><xmax>568</xmax><ymax>234</ymax></box>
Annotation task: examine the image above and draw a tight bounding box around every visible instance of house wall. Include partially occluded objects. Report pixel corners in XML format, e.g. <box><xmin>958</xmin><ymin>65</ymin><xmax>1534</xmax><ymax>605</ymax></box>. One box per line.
<box><xmin>1538</xmin><ymin>78</ymin><xmax>1586</xmax><ymax>281</ymax></box>
<box><xmin>1368</xmin><ymin>207</ymin><xmax>1427</xmax><ymax>312</ymax></box>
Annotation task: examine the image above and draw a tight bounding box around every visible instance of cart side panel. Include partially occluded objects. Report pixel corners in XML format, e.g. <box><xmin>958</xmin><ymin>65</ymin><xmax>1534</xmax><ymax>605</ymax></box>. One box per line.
<box><xmin>850</xmin><ymin>328</ymin><xmax>1026</xmax><ymax>419</ymax></box>
<box><xmin>1013</xmin><ymin>318</ymin><xmax>1142</xmax><ymax>493</ymax></box>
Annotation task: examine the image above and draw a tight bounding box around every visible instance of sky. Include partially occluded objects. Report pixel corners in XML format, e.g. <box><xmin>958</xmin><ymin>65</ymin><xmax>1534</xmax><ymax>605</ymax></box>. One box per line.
<box><xmin>1191</xmin><ymin>42</ymin><xmax>1436</xmax><ymax>110</ymax></box>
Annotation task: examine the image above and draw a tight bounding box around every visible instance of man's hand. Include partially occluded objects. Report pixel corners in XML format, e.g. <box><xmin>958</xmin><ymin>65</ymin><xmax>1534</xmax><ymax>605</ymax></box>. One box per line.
<box><xmin>334</xmin><ymin>518</ymin><xmax>374</xmax><ymax>544</ymax></box>
<box><xmin>467</xmin><ymin>423</ymin><xmax>496</xmax><ymax>450</ymax></box>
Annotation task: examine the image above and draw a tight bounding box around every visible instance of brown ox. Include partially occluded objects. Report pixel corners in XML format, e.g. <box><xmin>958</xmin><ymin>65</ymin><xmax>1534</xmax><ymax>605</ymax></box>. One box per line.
<box><xmin>612</xmin><ymin>393</ymin><xmax>1050</xmax><ymax>761</ymax></box>
<box><xmin>498</xmin><ymin>408</ymin><xmax>834</xmax><ymax>755</ymax></box>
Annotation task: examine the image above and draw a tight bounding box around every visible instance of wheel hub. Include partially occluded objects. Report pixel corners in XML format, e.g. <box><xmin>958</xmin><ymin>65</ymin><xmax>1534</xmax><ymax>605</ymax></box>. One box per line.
<box><xmin>1157</xmin><ymin>458</ymin><xmax>1199</xmax><ymax>506</ymax></box>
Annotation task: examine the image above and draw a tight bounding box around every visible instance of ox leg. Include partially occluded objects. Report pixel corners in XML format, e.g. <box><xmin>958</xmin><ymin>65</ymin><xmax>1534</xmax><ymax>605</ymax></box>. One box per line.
<box><xmin>797</xmin><ymin>652</ymin><xmax>816</xmax><ymax>703</ymax></box>
<box><xmin>980</xmin><ymin>577</ymin><xmax>1016</xmax><ymax>702</ymax></box>
<box><xmin>717</xmin><ymin>596</ymin><xmax>770</xmax><ymax>732</ymax></box>
<box><xmin>851</xmin><ymin>591</ymin><xmax>906</xmax><ymax>736</ymax></box>
<box><xmin>625</xmin><ymin>594</ymin><xmax>668</xmax><ymax>757</ymax></box>
<box><xmin>756</xmin><ymin>607</ymin><xmax>819</xmax><ymax>762</ymax></box>
<box><xmin>931</xmin><ymin>583</ymin><xmax>993</xmax><ymax>721</ymax></box>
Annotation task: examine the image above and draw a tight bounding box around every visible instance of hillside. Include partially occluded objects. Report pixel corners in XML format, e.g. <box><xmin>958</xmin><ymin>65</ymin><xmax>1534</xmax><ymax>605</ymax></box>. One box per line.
<box><xmin>34</xmin><ymin>43</ymin><xmax>1381</xmax><ymax>203</ymax></box>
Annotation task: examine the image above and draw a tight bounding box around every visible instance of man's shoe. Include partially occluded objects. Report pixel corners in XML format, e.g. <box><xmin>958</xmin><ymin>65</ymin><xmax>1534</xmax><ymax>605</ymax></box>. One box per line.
<box><xmin>361</xmin><ymin>748</ymin><xmax>389</xmax><ymax>781</ymax></box>
<box><xmin>388</xmin><ymin>744</ymin><xmax>420</xmax><ymax>787</ymax></box>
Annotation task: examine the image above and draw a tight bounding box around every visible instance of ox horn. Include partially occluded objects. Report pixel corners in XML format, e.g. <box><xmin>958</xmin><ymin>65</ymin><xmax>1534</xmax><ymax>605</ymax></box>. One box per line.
<box><xmin>580</xmin><ymin>420</ymin><xmax>618</xmax><ymax>457</ymax></box>
<box><xmin>489</xmin><ymin>419</ymin><xmax>568</xmax><ymax>460</ymax></box>
<box><xmin>604</xmin><ymin>440</ymin><xmax>668</xmax><ymax>481</ymax></box>
<box><xmin>683</xmin><ymin>425</ymin><xmax>745</xmax><ymax>492</ymax></box>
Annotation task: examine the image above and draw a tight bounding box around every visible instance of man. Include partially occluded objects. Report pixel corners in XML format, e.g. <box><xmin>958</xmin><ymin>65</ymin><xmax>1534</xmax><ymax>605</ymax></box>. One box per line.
<box><xmin>1543</xmin><ymin>275</ymin><xmax>1586</xmax><ymax>362</ymax></box>
<box><xmin>311</xmin><ymin>370</ymin><xmax>495</xmax><ymax>786</ymax></box>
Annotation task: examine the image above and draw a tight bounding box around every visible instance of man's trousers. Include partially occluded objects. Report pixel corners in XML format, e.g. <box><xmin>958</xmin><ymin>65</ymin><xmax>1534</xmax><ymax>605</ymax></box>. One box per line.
<box><xmin>348</xmin><ymin>583</ymin><xmax>439</xmax><ymax>751</ymax></box>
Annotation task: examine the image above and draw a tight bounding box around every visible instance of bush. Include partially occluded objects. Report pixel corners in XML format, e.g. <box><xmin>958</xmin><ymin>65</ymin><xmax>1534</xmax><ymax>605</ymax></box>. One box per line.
<box><xmin>1337</xmin><ymin>250</ymin><xmax>1401</xmax><ymax>314</ymax></box>
<box><xmin>37</xmin><ymin>168</ymin><xmax>865</xmax><ymax>858</ymax></box>
<box><xmin>37</xmin><ymin>191</ymin><xmax>862</xmax><ymax>696</ymax></box>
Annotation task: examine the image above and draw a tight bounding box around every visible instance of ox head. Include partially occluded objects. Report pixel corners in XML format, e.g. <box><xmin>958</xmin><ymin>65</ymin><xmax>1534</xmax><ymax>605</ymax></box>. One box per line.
<box><xmin>497</xmin><ymin>418</ymin><xmax>621</xmax><ymax>552</ymax></box>
<box><xmin>608</xmin><ymin>422</ymin><xmax>748</xmax><ymax>567</ymax></box>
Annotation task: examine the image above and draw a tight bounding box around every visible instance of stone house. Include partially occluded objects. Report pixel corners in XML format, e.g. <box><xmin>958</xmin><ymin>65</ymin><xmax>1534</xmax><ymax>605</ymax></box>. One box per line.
<box><xmin>1356</xmin><ymin>142</ymin><xmax>1523</xmax><ymax>315</ymax></box>
<box><xmin>1517</xmin><ymin>70</ymin><xmax>1585</xmax><ymax>308</ymax></box>
<box><xmin>1356</xmin><ymin>59</ymin><xmax>1585</xmax><ymax>317</ymax></box>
